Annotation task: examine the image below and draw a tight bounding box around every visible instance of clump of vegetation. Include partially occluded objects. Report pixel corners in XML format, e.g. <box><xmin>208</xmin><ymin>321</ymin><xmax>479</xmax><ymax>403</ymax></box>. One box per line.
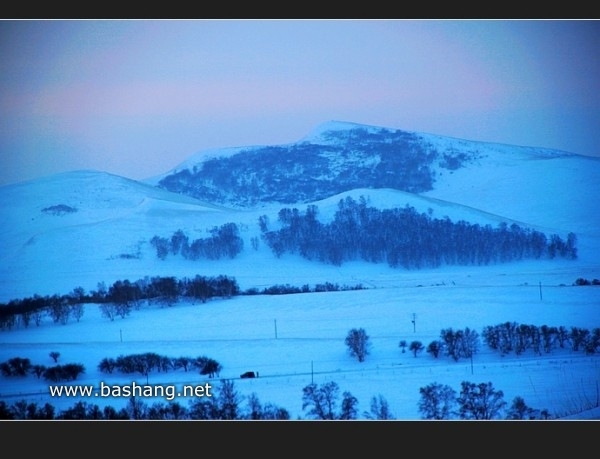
<box><xmin>97</xmin><ymin>352</ymin><xmax>223</xmax><ymax>380</ymax></box>
<box><xmin>574</xmin><ymin>277</ymin><xmax>600</xmax><ymax>286</ymax></box>
<box><xmin>0</xmin><ymin>356</ymin><xmax>84</xmax><ymax>382</ymax></box>
<box><xmin>417</xmin><ymin>381</ymin><xmax>550</xmax><ymax>420</ymax></box>
<box><xmin>150</xmin><ymin>224</ymin><xmax>244</xmax><ymax>261</ymax></box>
<box><xmin>41</xmin><ymin>204</ymin><xmax>77</xmax><ymax>216</ymax></box>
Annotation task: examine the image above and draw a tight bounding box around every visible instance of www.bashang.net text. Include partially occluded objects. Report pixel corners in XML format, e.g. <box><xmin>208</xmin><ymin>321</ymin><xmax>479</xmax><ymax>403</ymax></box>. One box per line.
<box><xmin>48</xmin><ymin>381</ymin><xmax>212</xmax><ymax>402</ymax></box>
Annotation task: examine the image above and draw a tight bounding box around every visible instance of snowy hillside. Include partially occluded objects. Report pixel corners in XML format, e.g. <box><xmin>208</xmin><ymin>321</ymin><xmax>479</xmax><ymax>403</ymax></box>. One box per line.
<box><xmin>1</xmin><ymin>121</ymin><xmax>598</xmax><ymax>303</ymax></box>
<box><xmin>0</xmin><ymin>170</ymin><xmax>230</xmax><ymax>301</ymax></box>
<box><xmin>0</xmin><ymin>169</ymin><xmax>595</xmax><ymax>303</ymax></box>
<box><xmin>1</xmin><ymin>121</ymin><xmax>599</xmax><ymax>420</ymax></box>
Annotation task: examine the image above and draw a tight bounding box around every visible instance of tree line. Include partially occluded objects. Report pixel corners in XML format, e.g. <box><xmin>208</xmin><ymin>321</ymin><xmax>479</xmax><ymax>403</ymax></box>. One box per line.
<box><xmin>0</xmin><ymin>377</ymin><xmax>554</xmax><ymax>420</ymax></box>
<box><xmin>0</xmin><ymin>379</ymin><xmax>290</xmax><ymax>420</ymax></box>
<box><xmin>482</xmin><ymin>322</ymin><xmax>600</xmax><ymax>356</ymax></box>
<box><xmin>98</xmin><ymin>352</ymin><xmax>223</xmax><ymax>379</ymax></box>
<box><xmin>345</xmin><ymin>323</ymin><xmax>600</xmax><ymax>367</ymax></box>
<box><xmin>150</xmin><ymin>223</ymin><xmax>244</xmax><ymax>261</ymax></box>
<box><xmin>260</xmin><ymin>196</ymin><xmax>578</xmax><ymax>268</ymax></box>
<box><xmin>0</xmin><ymin>275</ymin><xmax>368</xmax><ymax>332</ymax></box>
<box><xmin>1</xmin><ymin>351</ymin><xmax>224</xmax><ymax>385</ymax></box>
<box><xmin>1</xmin><ymin>356</ymin><xmax>85</xmax><ymax>382</ymax></box>
<box><xmin>0</xmin><ymin>274</ymin><xmax>239</xmax><ymax>331</ymax></box>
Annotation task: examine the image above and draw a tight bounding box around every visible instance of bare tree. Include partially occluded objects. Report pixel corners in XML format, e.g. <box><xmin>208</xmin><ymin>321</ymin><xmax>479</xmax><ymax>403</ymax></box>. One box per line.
<box><xmin>345</xmin><ymin>328</ymin><xmax>371</xmax><ymax>362</ymax></box>
<box><xmin>409</xmin><ymin>340</ymin><xmax>424</xmax><ymax>357</ymax></box>
<box><xmin>61</xmin><ymin>363</ymin><xmax>85</xmax><ymax>380</ymax></box>
<box><xmin>302</xmin><ymin>381</ymin><xmax>341</xmax><ymax>420</ymax></box>
<box><xmin>339</xmin><ymin>391</ymin><xmax>359</xmax><ymax>420</ymax></box>
<box><xmin>195</xmin><ymin>356</ymin><xmax>222</xmax><ymax>378</ymax></box>
<box><xmin>399</xmin><ymin>339</ymin><xmax>407</xmax><ymax>353</ymax></box>
<box><xmin>125</xmin><ymin>396</ymin><xmax>148</xmax><ymax>420</ymax></box>
<box><xmin>506</xmin><ymin>396</ymin><xmax>545</xmax><ymax>420</ymax></box>
<box><xmin>418</xmin><ymin>382</ymin><xmax>457</xmax><ymax>420</ymax></box>
<box><xmin>244</xmin><ymin>392</ymin><xmax>290</xmax><ymax>420</ymax></box>
<box><xmin>71</xmin><ymin>303</ymin><xmax>85</xmax><ymax>322</ymax></box>
<box><xmin>99</xmin><ymin>303</ymin><xmax>117</xmax><ymax>321</ymax></box>
<box><xmin>457</xmin><ymin>381</ymin><xmax>506</xmax><ymax>420</ymax></box>
<box><xmin>30</xmin><ymin>364</ymin><xmax>46</xmax><ymax>379</ymax></box>
<box><xmin>98</xmin><ymin>357</ymin><xmax>116</xmax><ymax>374</ymax></box>
<box><xmin>364</xmin><ymin>394</ymin><xmax>395</xmax><ymax>420</ymax></box>
<box><xmin>426</xmin><ymin>340</ymin><xmax>443</xmax><ymax>358</ymax></box>
<box><xmin>216</xmin><ymin>379</ymin><xmax>242</xmax><ymax>420</ymax></box>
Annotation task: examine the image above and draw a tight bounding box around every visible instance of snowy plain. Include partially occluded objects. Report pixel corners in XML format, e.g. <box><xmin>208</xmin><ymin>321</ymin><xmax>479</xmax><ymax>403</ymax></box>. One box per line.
<box><xmin>0</xmin><ymin>130</ymin><xmax>599</xmax><ymax>420</ymax></box>
<box><xmin>1</xmin><ymin>271</ymin><xmax>599</xmax><ymax>420</ymax></box>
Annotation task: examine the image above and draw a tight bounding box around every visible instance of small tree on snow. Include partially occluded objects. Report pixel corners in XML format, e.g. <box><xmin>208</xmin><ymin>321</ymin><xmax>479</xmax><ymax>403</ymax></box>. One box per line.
<box><xmin>409</xmin><ymin>340</ymin><xmax>424</xmax><ymax>357</ymax></box>
<box><xmin>399</xmin><ymin>340</ymin><xmax>407</xmax><ymax>354</ymax></box>
<box><xmin>345</xmin><ymin>328</ymin><xmax>371</xmax><ymax>362</ymax></box>
<box><xmin>426</xmin><ymin>340</ymin><xmax>443</xmax><ymax>358</ymax></box>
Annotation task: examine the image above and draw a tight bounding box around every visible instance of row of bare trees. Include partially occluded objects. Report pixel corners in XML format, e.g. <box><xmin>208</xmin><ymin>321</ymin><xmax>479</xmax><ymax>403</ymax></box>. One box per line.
<box><xmin>150</xmin><ymin>223</ymin><xmax>244</xmax><ymax>261</ymax></box>
<box><xmin>0</xmin><ymin>274</ymin><xmax>240</xmax><ymax>330</ymax></box>
<box><xmin>1</xmin><ymin>356</ymin><xmax>85</xmax><ymax>382</ymax></box>
<box><xmin>261</xmin><ymin>196</ymin><xmax>577</xmax><ymax>268</ymax></box>
<box><xmin>0</xmin><ymin>377</ymin><xmax>551</xmax><ymax>420</ymax></box>
<box><xmin>346</xmin><ymin>323</ymin><xmax>600</xmax><ymax>366</ymax></box>
<box><xmin>98</xmin><ymin>352</ymin><xmax>223</xmax><ymax>379</ymax></box>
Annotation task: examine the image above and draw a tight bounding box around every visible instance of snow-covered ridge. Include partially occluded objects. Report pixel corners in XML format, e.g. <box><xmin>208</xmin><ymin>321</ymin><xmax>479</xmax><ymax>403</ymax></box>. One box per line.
<box><xmin>302</xmin><ymin>120</ymin><xmax>576</xmax><ymax>160</ymax></box>
<box><xmin>300</xmin><ymin>120</ymin><xmax>386</xmax><ymax>142</ymax></box>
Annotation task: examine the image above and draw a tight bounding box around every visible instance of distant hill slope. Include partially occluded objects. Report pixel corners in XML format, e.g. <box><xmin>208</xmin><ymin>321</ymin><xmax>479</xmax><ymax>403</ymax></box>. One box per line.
<box><xmin>0</xmin><ymin>169</ymin><xmax>221</xmax><ymax>256</ymax></box>
<box><xmin>152</xmin><ymin>120</ymin><xmax>579</xmax><ymax>209</ymax></box>
<box><xmin>1</xmin><ymin>121</ymin><xmax>598</xmax><ymax>302</ymax></box>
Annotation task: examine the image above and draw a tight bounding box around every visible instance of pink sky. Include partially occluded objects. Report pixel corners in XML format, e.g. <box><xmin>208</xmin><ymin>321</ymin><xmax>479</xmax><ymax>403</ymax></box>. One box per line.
<box><xmin>1</xmin><ymin>19</ymin><xmax>598</xmax><ymax>186</ymax></box>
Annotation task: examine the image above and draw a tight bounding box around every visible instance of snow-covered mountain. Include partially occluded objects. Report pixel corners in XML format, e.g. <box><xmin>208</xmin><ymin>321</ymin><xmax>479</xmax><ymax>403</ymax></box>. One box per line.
<box><xmin>1</xmin><ymin>121</ymin><xmax>599</xmax><ymax>303</ymax></box>
<box><xmin>150</xmin><ymin>120</ymin><xmax>587</xmax><ymax>209</ymax></box>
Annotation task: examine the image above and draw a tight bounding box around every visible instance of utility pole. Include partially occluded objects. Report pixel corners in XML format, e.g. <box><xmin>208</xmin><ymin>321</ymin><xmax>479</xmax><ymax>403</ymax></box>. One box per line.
<box><xmin>274</xmin><ymin>319</ymin><xmax>278</xmax><ymax>339</ymax></box>
<box><xmin>411</xmin><ymin>313</ymin><xmax>416</xmax><ymax>333</ymax></box>
<box><xmin>311</xmin><ymin>361</ymin><xmax>314</xmax><ymax>384</ymax></box>
<box><xmin>539</xmin><ymin>281</ymin><xmax>543</xmax><ymax>301</ymax></box>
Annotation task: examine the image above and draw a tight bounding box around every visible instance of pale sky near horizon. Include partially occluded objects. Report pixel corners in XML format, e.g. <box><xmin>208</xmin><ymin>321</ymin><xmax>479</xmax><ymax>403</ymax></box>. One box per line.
<box><xmin>1</xmin><ymin>19</ymin><xmax>599</xmax><ymax>187</ymax></box>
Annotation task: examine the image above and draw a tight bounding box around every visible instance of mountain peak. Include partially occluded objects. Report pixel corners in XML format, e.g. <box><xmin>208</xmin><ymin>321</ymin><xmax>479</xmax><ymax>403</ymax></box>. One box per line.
<box><xmin>301</xmin><ymin>120</ymin><xmax>396</xmax><ymax>143</ymax></box>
